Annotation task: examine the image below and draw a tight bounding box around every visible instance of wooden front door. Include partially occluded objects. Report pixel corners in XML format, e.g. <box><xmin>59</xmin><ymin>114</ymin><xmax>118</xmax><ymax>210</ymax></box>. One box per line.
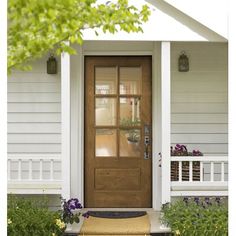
<box><xmin>85</xmin><ymin>56</ymin><xmax>152</xmax><ymax>207</ymax></box>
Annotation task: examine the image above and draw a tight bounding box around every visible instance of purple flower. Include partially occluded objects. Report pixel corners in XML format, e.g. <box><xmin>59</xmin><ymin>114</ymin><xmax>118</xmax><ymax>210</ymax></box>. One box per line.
<box><xmin>194</xmin><ymin>197</ymin><xmax>200</xmax><ymax>205</ymax></box>
<box><xmin>60</xmin><ymin>197</ymin><xmax>84</xmax><ymax>224</ymax></box>
<box><xmin>215</xmin><ymin>197</ymin><xmax>221</xmax><ymax>205</ymax></box>
<box><xmin>67</xmin><ymin>198</ymin><xmax>83</xmax><ymax>210</ymax></box>
<box><xmin>205</xmin><ymin>197</ymin><xmax>211</xmax><ymax>205</ymax></box>
<box><xmin>183</xmin><ymin>197</ymin><xmax>189</xmax><ymax>204</ymax></box>
<box><xmin>82</xmin><ymin>212</ymin><xmax>89</xmax><ymax>218</ymax></box>
<box><xmin>193</xmin><ymin>150</ymin><xmax>203</xmax><ymax>156</ymax></box>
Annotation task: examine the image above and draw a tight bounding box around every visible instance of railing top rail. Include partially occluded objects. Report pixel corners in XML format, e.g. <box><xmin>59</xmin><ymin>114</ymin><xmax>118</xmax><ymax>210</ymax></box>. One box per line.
<box><xmin>171</xmin><ymin>182</ymin><xmax>228</xmax><ymax>187</ymax></box>
<box><xmin>170</xmin><ymin>156</ymin><xmax>228</xmax><ymax>162</ymax></box>
<box><xmin>8</xmin><ymin>154</ymin><xmax>61</xmax><ymax>160</ymax></box>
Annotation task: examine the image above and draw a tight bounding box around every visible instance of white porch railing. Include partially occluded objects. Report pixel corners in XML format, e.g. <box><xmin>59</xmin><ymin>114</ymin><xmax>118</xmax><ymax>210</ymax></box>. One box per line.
<box><xmin>8</xmin><ymin>154</ymin><xmax>62</xmax><ymax>194</ymax></box>
<box><xmin>170</xmin><ymin>156</ymin><xmax>228</xmax><ymax>197</ymax></box>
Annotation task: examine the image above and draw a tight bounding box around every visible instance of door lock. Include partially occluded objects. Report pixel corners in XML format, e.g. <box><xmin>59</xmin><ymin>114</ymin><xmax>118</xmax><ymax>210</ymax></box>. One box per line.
<box><xmin>144</xmin><ymin>151</ymin><xmax>150</xmax><ymax>159</ymax></box>
<box><xmin>144</xmin><ymin>135</ymin><xmax>151</xmax><ymax>159</ymax></box>
<box><xmin>145</xmin><ymin>136</ymin><xmax>150</xmax><ymax>145</ymax></box>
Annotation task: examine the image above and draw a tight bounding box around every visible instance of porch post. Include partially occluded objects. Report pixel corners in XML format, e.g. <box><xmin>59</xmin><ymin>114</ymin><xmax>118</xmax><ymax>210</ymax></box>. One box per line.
<box><xmin>61</xmin><ymin>47</ymin><xmax>71</xmax><ymax>199</ymax></box>
<box><xmin>161</xmin><ymin>42</ymin><xmax>171</xmax><ymax>204</ymax></box>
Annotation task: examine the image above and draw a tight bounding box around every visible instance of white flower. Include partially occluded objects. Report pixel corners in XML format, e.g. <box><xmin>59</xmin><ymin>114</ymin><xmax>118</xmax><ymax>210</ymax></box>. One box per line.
<box><xmin>55</xmin><ymin>219</ymin><xmax>65</xmax><ymax>229</ymax></box>
<box><xmin>175</xmin><ymin>229</ymin><xmax>180</xmax><ymax>235</ymax></box>
<box><xmin>8</xmin><ymin>219</ymin><xmax>12</xmax><ymax>225</ymax></box>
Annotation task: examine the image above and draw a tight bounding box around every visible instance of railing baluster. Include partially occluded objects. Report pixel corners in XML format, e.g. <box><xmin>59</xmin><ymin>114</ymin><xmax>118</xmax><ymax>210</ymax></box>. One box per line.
<box><xmin>18</xmin><ymin>159</ymin><xmax>22</xmax><ymax>181</ymax></box>
<box><xmin>50</xmin><ymin>159</ymin><xmax>54</xmax><ymax>180</ymax></box>
<box><xmin>8</xmin><ymin>159</ymin><xmax>10</xmax><ymax>180</ymax></box>
<box><xmin>39</xmin><ymin>159</ymin><xmax>43</xmax><ymax>180</ymax></box>
<box><xmin>200</xmin><ymin>162</ymin><xmax>203</xmax><ymax>182</ymax></box>
<box><xmin>221</xmin><ymin>162</ymin><xmax>225</xmax><ymax>182</ymax></box>
<box><xmin>29</xmin><ymin>159</ymin><xmax>32</xmax><ymax>180</ymax></box>
<box><xmin>210</xmin><ymin>162</ymin><xmax>214</xmax><ymax>182</ymax></box>
<box><xmin>189</xmin><ymin>161</ymin><xmax>193</xmax><ymax>182</ymax></box>
<box><xmin>178</xmin><ymin>161</ymin><xmax>182</xmax><ymax>182</ymax></box>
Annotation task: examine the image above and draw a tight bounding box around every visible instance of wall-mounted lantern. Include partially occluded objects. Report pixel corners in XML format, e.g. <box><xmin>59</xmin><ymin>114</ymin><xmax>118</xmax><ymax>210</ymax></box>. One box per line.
<box><xmin>178</xmin><ymin>51</ymin><xmax>189</xmax><ymax>72</ymax></box>
<box><xmin>47</xmin><ymin>55</ymin><xmax>57</xmax><ymax>74</ymax></box>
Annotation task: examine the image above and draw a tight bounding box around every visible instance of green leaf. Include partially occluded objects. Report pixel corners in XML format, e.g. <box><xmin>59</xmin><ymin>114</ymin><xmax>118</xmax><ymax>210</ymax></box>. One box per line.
<box><xmin>8</xmin><ymin>0</ymin><xmax>151</xmax><ymax>72</ymax></box>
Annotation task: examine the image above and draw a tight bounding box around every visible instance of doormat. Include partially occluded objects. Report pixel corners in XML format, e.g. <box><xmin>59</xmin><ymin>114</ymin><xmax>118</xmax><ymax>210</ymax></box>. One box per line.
<box><xmin>79</xmin><ymin>213</ymin><xmax>150</xmax><ymax>235</ymax></box>
<box><xmin>87</xmin><ymin>211</ymin><xmax>147</xmax><ymax>219</ymax></box>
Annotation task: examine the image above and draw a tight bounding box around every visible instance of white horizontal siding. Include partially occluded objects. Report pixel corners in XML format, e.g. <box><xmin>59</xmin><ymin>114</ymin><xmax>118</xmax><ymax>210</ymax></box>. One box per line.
<box><xmin>172</xmin><ymin>113</ymin><xmax>227</xmax><ymax>123</ymax></box>
<box><xmin>8</xmin><ymin>73</ymin><xmax>61</xmax><ymax>83</ymax></box>
<box><xmin>171</xmin><ymin>42</ymin><xmax>228</xmax><ymax>157</ymax></box>
<box><xmin>8</xmin><ymin>144</ymin><xmax>61</xmax><ymax>153</ymax></box>
<box><xmin>171</xmin><ymin>133</ymin><xmax>228</xmax><ymax>144</ymax></box>
<box><xmin>8</xmin><ymin>113</ymin><xmax>61</xmax><ymax>122</ymax></box>
<box><xmin>8</xmin><ymin>123</ymin><xmax>60</xmax><ymax>133</ymax></box>
<box><xmin>8</xmin><ymin>134</ymin><xmax>61</xmax><ymax>143</ymax></box>
<box><xmin>172</xmin><ymin>92</ymin><xmax>227</xmax><ymax>103</ymax></box>
<box><xmin>8</xmin><ymin>93</ymin><xmax>61</xmax><ymax>102</ymax></box>
<box><xmin>8</xmin><ymin>103</ymin><xmax>61</xmax><ymax>112</ymax></box>
<box><xmin>172</xmin><ymin>81</ymin><xmax>227</xmax><ymax>92</ymax></box>
<box><xmin>172</xmin><ymin>124</ymin><xmax>227</xmax><ymax>133</ymax></box>
<box><xmin>172</xmin><ymin>103</ymin><xmax>227</xmax><ymax>113</ymax></box>
<box><xmin>8</xmin><ymin>56</ymin><xmax>61</xmax><ymax>154</ymax></box>
<box><xmin>8</xmin><ymin>83</ymin><xmax>61</xmax><ymax>93</ymax></box>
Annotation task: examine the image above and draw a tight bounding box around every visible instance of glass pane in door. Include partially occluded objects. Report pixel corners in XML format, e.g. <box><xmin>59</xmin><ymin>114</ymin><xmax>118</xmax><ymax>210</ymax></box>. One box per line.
<box><xmin>96</xmin><ymin>129</ymin><xmax>117</xmax><ymax>157</ymax></box>
<box><xmin>119</xmin><ymin>129</ymin><xmax>141</xmax><ymax>157</ymax></box>
<box><xmin>120</xmin><ymin>67</ymin><xmax>141</xmax><ymax>94</ymax></box>
<box><xmin>120</xmin><ymin>97</ymin><xmax>141</xmax><ymax>126</ymax></box>
<box><xmin>95</xmin><ymin>67</ymin><xmax>117</xmax><ymax>94</ymax></box>
<box><xmin>96</xmin><ymin>98</ymin><xmax>116</xmax><ymax>126</ymax></box>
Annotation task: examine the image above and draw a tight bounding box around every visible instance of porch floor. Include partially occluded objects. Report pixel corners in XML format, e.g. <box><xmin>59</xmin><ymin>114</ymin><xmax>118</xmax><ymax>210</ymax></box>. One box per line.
<box><xmin>65</xmin><ymin>209</ymin><xmax>171</xmax><ymax>235</ymax></box>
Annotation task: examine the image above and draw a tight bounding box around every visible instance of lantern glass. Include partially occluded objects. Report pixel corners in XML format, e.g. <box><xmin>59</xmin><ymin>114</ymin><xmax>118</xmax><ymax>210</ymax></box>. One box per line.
<box><xmin>178</xmin><ymin>52</ymin><xmax>189</xmax><ymax>72</ymax></box>
<box><xmin>47</xmin><ymin>55</ymin><xmax>57</xmax><ymax>74</ymax></box>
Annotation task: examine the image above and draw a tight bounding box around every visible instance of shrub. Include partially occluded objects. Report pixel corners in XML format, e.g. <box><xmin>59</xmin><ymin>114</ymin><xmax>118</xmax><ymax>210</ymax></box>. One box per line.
<box><xmin>161</xmin><ymin>197</ymin><xmax>228</xmax><ymax>236</ymax></box>
<box><xmin>7</xmin><ymin>195</ymin><xmax>65</xmax><ymax>236</ymax></box>
<box><xmin>7</xmin><ymin>195</ymin><xmax>88</xmax><ymax>236</ymax></box>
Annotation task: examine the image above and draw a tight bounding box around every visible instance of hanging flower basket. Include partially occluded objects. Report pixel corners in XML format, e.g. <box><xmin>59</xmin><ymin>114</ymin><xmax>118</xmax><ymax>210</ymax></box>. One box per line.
<box><xmin>171</xmin><ymin>144</ymin><xmax>203</xmax><ymax>181</ymax></box>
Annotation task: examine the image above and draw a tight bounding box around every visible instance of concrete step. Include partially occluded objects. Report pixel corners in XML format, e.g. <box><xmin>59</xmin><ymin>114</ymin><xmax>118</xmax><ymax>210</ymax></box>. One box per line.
<box><xmin>64</xmin><ymin>209</ymin><xmax>171</xmax><ymax>235</ymax></box>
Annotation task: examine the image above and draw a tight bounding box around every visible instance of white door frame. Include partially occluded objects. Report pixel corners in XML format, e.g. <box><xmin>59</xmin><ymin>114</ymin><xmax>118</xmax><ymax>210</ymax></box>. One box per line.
<box><xmin>70</xmin><ymin>41</ymin><xmax>163</xmax><ymax>210</ymax></box>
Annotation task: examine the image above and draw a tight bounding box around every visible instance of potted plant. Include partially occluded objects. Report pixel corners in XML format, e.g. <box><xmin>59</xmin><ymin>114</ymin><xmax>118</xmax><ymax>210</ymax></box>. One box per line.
<box><xmin>127</xmin><ymin>129</ymin><xmax>140</xmax><ymax>144</ymax></box>
<box><xmin>120</xmin><ymin>118</ymin><xmax>141</xmax><ymax>144</ymax></box>
<box><xmin>171</xmin><ymin>144</ymin><xmax>203</xmax><ymax>181</ymax></box>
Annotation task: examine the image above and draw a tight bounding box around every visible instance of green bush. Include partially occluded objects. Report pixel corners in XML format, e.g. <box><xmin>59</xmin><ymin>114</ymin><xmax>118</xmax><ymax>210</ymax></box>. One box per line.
<box><xmin>7</xmin><ymin>195</ymin><xmax>65</xmax><ymax>236</ymax></box>
<box><xmin>161</xmin><ymin>197</ymin><xmax>228</xmax><ymax>236</ymax></box>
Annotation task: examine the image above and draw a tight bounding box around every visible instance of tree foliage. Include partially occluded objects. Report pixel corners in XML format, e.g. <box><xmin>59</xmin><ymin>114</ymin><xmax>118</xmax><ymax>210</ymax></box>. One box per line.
<box><xmin>8</xmin><ymin>0</ymin><xmax>150</xmax><ymax>72</ymax></box>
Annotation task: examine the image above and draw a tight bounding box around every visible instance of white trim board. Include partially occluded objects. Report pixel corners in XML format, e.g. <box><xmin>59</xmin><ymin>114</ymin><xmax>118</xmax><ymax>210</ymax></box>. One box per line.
<box><xmin>71</xmin><ymin>41</ymin><xmax>162</xmax><ymax>210</ymax></box>
<box><xmin>161</xmin><ymin>42</ymin><xmax>171</xmax><ymax>204</ymax></box>
<box><xmin>70</xmin><ymin>45</ymin><xmax>84</xmax><ymax>203</ymax></box>
<box><xmin>61</xmin><ymin>47</ymin><xmax>71</xmax><ymax>200</ymax></box>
